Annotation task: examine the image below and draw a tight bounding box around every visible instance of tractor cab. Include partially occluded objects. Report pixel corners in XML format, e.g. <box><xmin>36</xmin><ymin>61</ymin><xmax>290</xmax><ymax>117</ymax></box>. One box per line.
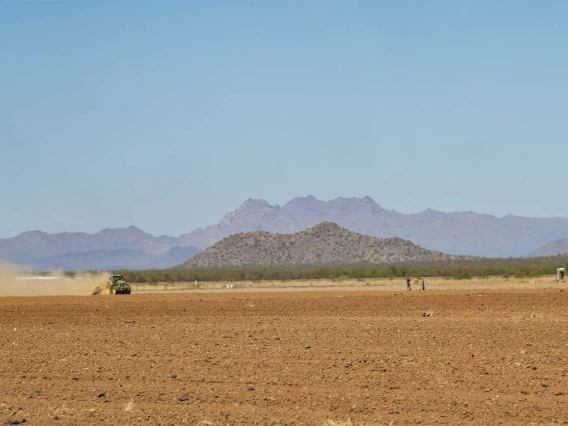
<box><xmin>557</xmin><ymin>268</ymin><xmax>566</xmax><ymax>283</ymax></box>
<box><xmin>110</xmin><ymin>275</ymin><xmax>124</xmax><ymax>285</ymax></box>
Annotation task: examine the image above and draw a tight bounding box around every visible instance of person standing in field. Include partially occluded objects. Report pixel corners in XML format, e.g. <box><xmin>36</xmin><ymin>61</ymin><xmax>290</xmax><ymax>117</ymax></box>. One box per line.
<box><xmin>421</xmin><ymin>277</ymin><xmax>425</xmax><ymax>291</ymax></box>
<box><xmin>406</xmin><ymin>277</ymin><xmax>412</xmax><ymax>291</ymax></box>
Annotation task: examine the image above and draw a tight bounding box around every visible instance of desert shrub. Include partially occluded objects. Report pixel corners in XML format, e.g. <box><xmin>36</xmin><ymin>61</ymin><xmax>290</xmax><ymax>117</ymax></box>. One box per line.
<box><xmin>453</xmin><ymin>270</ymin><xmax>472</xmax><ymax>280</ymax></box>
<box><xmin>335</xmin><ymin>275</ymin><xmax>350</xmax><ymax>282</ymax></box>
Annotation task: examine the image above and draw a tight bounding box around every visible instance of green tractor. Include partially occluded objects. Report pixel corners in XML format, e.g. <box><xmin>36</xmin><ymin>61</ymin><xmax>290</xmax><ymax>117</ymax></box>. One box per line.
<box><xmin>106</xmin><ymin>275</ymin><xmax>132</xmax><ymax>295</ymax></box>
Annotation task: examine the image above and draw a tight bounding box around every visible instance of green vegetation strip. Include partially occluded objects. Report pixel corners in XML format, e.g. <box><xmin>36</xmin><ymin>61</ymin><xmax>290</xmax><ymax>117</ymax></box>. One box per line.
<box><xmin>100</xmin><ymin>256</ymin><xmax>568</xmax><ymax>283</ymax></box>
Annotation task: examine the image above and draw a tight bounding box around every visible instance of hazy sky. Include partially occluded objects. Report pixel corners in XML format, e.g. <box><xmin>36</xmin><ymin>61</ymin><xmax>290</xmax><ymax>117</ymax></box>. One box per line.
<box><xmin>1</xmin><ymin>1</ymin><xmax>567</xmax><ymax>238</ymax></box>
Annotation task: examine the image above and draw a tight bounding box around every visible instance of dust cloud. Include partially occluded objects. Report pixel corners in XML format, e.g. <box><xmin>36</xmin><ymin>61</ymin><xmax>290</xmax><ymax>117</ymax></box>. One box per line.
<box><xmin>0</xmin><ymin>262</ymin><xmax>109</xmax><ymax>296</ymax></box>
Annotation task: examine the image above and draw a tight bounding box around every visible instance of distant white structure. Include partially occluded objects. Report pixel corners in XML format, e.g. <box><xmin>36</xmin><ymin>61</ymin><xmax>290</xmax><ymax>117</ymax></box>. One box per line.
<box><xmin>557</xmin><ymin>268</ymin><xmax>566</xmax><ymax>283</ymax></box>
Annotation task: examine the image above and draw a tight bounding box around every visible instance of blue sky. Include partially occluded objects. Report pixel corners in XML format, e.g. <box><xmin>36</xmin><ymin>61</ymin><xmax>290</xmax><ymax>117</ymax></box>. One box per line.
<box><xmin>1</xmin><ymin>1</ymin><xmax>567</xmax><ymax>238</ymax></box>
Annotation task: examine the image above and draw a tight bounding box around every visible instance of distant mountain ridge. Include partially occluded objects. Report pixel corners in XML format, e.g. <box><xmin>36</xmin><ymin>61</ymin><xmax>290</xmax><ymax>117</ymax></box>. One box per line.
<box><xmin>2</xmin><ymin>195</ymin><xmax>568</xmax><ymax>270</ymax></box>
<box><xmin>0</xmin><ymin>226</ymin><xmax>201</xmax><ymax>271</ymax></box>
<box><xmin>175</xmin><ymin>196</ymin><xmax>568</xmax><ymax>257</ymax></box>
<box><xmin>181</xmin><ymin>222</ymin><xmax>461</xmax><ymax>268</ymax></box>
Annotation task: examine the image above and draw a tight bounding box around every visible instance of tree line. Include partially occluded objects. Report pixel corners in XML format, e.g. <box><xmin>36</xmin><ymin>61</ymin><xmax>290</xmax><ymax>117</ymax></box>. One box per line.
<box><xmin>102</xmin><ymin>255</ymin><xmax>568</xmax><ymax>283</ymax></box>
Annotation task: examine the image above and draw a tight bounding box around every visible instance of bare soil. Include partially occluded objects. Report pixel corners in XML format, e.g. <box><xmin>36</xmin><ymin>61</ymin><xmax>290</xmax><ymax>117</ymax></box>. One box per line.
<box><xmin>1</xmin><ymin>288</ymin><xmax>568</xmax><ymax>425</ymax></box>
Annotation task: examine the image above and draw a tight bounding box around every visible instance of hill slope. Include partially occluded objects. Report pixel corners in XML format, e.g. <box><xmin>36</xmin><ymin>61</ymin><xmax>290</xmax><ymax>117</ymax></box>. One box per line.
<box><xmin>529</xmin><ymin>238</ymin><xmax>568</xmax><ymax>257</ymax></box>
<box><xmin>181</xmin><ymin>222</ymin><xmax>459</xmax><ymax>268</ymax></box>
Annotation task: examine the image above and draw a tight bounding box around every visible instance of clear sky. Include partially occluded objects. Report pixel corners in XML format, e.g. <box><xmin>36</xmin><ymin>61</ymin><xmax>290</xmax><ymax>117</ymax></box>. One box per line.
<box><xmin>1</xmin><ymin>1</ymin><xmax>567</xmax><ymax>238</ymax></box>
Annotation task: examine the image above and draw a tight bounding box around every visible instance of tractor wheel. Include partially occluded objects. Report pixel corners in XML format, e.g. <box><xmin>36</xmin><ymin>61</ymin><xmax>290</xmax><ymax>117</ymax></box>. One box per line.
<box><xmin>126</xmin><ymin>287</ymin><xmax>131</xmax><ymax>295</ymax></box>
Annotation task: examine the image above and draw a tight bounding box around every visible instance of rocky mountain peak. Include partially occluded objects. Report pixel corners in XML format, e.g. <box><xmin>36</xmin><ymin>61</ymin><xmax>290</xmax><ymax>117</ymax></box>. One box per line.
<box><xmin>235</xmin><ymin>198</ymin><xmax>273</xmax><ymax>213</ymax></box>
<box><xmin>219</xmin><ymin>198</ymin><xmax>276</xmax><ymax>225</ymax></box>
<box><xmin>96</xmin><ymin>226</ymin><xmax>151</xmax><ymax>241</ymax></box>
<box><xmin>304</xmin><ymin>221</ymin><xmax>344</xmax><ymax>235</ymax></box>
<box><xmin>323</xmin><ymin>197</ymin><xmax>383</xmax><ymax>216</ymax></box>
<box><xmin>285</xmin><ymin>195</ymin><xmax>321</xmax><ymax>206</ymax></box>
<box><xmin>181</xmin><ymin>222</ymin><xmax>457</xmax><ymax>268</ymax></box>
<box><xmin>14</xmin><ymin>230</ymin><xmax>48</xmax><ymax>240</ymax></box>
<box><xmin>361</xmin><ymin>195</ymin><xmax>379</xmax><ymax>205</ymax></box>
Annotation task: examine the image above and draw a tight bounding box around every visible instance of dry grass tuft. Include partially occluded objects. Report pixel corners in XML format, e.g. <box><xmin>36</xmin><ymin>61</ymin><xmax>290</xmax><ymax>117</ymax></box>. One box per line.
<box><xmin>53</xmin><ymin>403</ymin><xmax>75</xmax><ymax>416</ymax></box>
<box><xmin>124</xmin><ymin>400</ymin><xmax>135</xmax><ymax>412</ymax></box>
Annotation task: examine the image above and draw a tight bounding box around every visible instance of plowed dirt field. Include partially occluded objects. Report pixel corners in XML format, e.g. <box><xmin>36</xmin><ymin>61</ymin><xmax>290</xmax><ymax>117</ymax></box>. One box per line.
<box><xmin>1</xmin><ymin>289</ymin><xmax>568</xmax><ymax>425</ymax></box>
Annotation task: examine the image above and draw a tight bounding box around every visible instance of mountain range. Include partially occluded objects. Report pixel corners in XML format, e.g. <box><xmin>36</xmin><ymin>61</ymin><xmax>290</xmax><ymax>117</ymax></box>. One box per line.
<box><xmin>0</xmin><ymin>226</ymin><xmax>201</xmax><ymax>271</ymax></box>
<box><xmin>181</xmin><ymin>222</ymin><xmax>460</xmax><ymax>268</ymax></box>
<box><xmin>176</xmin><ymin>196</ymin><xmax>568</xmax><ymax>258</ymax></box>
<box><xmin>2</xmin><ymin>195</ymin><xmax>568</xmax><ymax>270</ymax></box>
